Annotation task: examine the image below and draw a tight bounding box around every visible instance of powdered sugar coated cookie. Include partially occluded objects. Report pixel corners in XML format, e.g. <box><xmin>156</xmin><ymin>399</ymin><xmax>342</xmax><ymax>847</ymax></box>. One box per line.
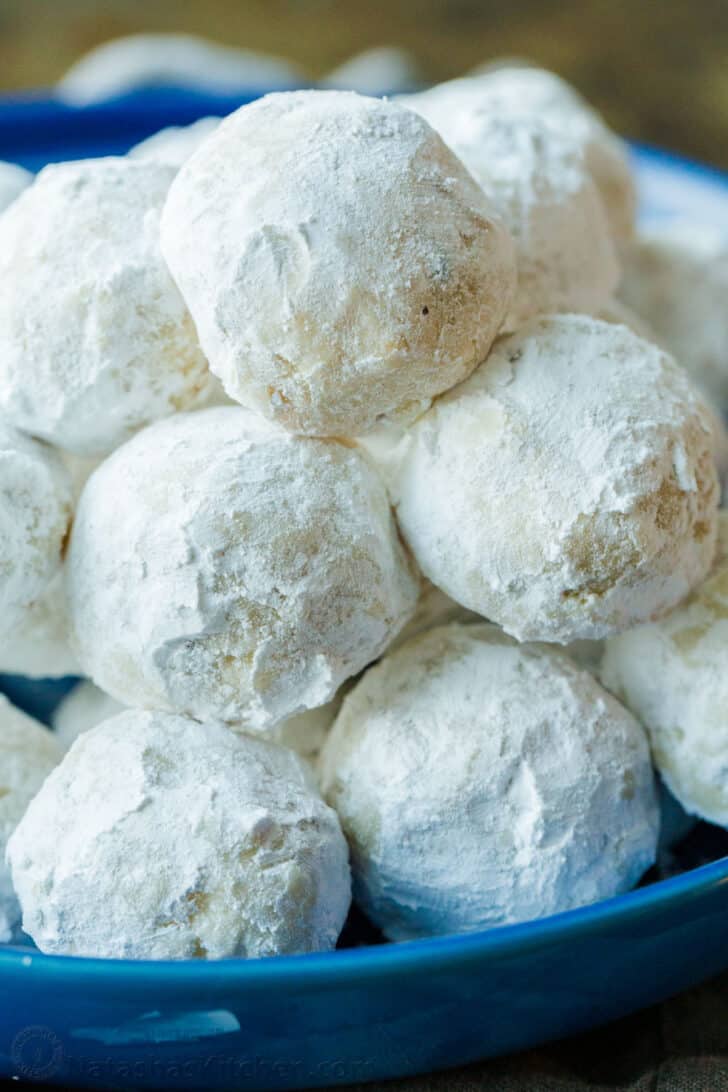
<box><xmin>0</xmin><ymin>696</ymin><xmax>62</xmax><ymax>941</ymax></box>
<box><xmin>0</xmin><ymin>574</ymin><xmax>80</xmax><ymax>679</ymax></box>
<box><xmin>400</xmin><ymin>83</ymin><xmax>619</xmax><ymax>329</ymax></box>
<box><xmin>0</xmin><ymin>157</ymin><xmax>215</xmax><ymax>456</ymax></box>
<box><xmin>619</xmin><ymin>225</ymin><xmax>728</xmax><ymax>414</ymax></box>
<box><xmin>129</xmin><ymin>117</ymin><xmax>221</xmax><ymax>169</ymax></box>
<box><xmin>9</xmin><ymin>710</ymin><xmax>350</xmax><ymax>959</ymax></box>
<box><xmin>601</xmin><ymin>512</ymin><xmax>728</xmax><ymax>826</ymax></box>
<box><xmin>320</xmin><ymin>623</ymin><xmax>658</xmax><ymax>940</ymax></box>
<box><xmin>0</xmin><ymin>423</ymin><xmax>73</xmax><ymax>638</ymax></box>
<box><xmin>161</xmin><ymin>90</ymin><xmax>516</xmax><ymax>437</ymax></box>
<box><xmin>67</xmin><ymin>406</ymin><xmax>418</xmax><ymax>729</ymax></box>
<box><xmin>447</xmin><ymin>65</ymin><xmax>636</xmax><ymax>239</ymax></box>
<box><xmin>385</xmin><ymin>315</ymin><xmax>719</xmax><ymax>642</ymax></box>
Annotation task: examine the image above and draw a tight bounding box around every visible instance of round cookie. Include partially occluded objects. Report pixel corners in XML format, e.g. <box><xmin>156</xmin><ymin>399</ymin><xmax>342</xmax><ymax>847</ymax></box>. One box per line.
<box><xmin>161</xmin><ymin>90</ymin><xmax>516</xmax><ymax>437</ymax></box>
<box><xmin>129</xmin><ymin>117</ymin><xmax>221</xmax><ymax>170</ymax></box>
<box><xmin>56</xmin><ymin>33</ymin><xmax>302</xmax><ymax>105</ymax></box>
<box><xmin>0</xmin><ymin>695</ymin><xmax>63</xmax><ymax>941</ymax></box>
<box><xmin>67</xmin><ymin>406</ymin><xmax>418</xmax><ymax>729</ymax></box>
<box><xmin>53</xmin><ymin>679</ymin><xmax>338</xmax><ymax>761</ymax></box>
<box><xmin>452</xmin><ymin>65</ymin><xmax>636</xmax><ymax>240</ymax></box>
<box><xmin>52</xmin><ymin>682</ymin><xmax>125</xmax><ymax>751</ymax></box>
<box><xmin>322</xmin><ymin>47</ymin><xmax>421</xmax><ymax>95</ymax></box>
<box><xmin>0</xmin><ymin>423</ymin><xmax>73</xmax><ymax>639</ymax></box>
<box><xmin>0</xmin><ymin>157</ymin><xmax>215</xmax><ymax>456</ymax></box>
<box><xmin>618</xmin><ymin>225</ymin><xmax>728</xmax><ymax>414</ymax></box>
<box><xmin>385</xmin><ymin>315</ymin><xmax>719</xmax><ymax>643</ymax></box>
<box><xmin>601</xmin><ymin>512</ymin><xmax>728</xmax><ymax>826</ymax></box>
<box><xmin>596</xmin><ymin>298</ymin><xmax>728</xmax><ymax>493</ymax></box>
<box><xmin>319</xmin><ymin>623</ymin><xmax>658</xmax><ymax>941</ymax></box>
<box><xmin>400</xmin><ymin>86</ymin><xmax>619</xmax><ymax>329</ymax></box>
<box><xmin>0</xmin><ymin>574</ymin><xmax>80</xmax><ymax>680</ymax></box>
<box><xmin>9</xmin><ymin>710</ymin><xmax>350</xmax><ymax>959</ymax></box>
<box><xmin>0</xmin><ymin>161</ymin><xmax>31</xmax><ymax>213</ymax></box>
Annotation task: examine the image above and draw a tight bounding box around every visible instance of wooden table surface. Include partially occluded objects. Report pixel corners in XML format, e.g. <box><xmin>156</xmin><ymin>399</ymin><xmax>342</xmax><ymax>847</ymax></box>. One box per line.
<box><xmin>1</xmin><ymin>0</ymin><xmax>728</xmax><ymax>168</ymax></box>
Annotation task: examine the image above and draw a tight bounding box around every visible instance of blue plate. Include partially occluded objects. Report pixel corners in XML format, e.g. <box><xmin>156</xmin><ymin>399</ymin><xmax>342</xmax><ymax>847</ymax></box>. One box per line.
<box><xmin>1</xmin><ymin>91</ymin><xmax>728</xmax><ymax>1090</ymax></box>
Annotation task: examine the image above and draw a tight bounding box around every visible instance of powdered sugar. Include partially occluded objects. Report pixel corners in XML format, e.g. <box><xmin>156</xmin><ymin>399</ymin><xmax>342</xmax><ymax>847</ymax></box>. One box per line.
<box><xmin>0</xmin><ymin>157</ymin><xmax>216</xmax><ymax>456</ymax></box>
<box><xmin>602</xmin><ymin>512</ymin><xmax>728</xmax><ymax>826</ymax></box>
<box><xmin>0</xmin><ymin>696</ymin><xmax>62</xmax><ymax>941</ymax></box>
<box><xmin>67</xmin><ymin>406</ymin><xmax>418</xmax><ymax>729</ymax></box>
<box><xmin>56</xmin><ymin>33</ymin><xmax>302</xmax><ymax>105</ymax></box>
<box><xmin>0</xmin><ymin>573</ymin><xmax>80</xmax><ymax>679</ymax></box>
<box><xmin>53</xmin><ymin>679</ymin><xmax>339</xmax><ymax>760</ymax></box>
<box><xmin>432</xmin><ymin>66</ymin><xmax>636</xmax><ymax>240</ymax></box>
<box><xmin>9</xmin><ymin>710</ymin><xmax>350</xmax><ymax>959</ymax></box>
<box><xmin>0</xmin><ymin>423</ymin><xmax>73</xmax><ymax>638</ymax></box>
<box><xmin>320</xmin><ymin>623</ymin><xmax>658</xmax><ymax>940</ymax></box>
<box><xmin>619</xmin><ymin>225</ymin><xmax>728</xmax><ymax>413</ymax></box>
<box><xmin>161</xmin><ymin>90</ymin><xmax>516</xmax><ymax>436</ymax></box>
<box><xmin>400</xmin><ymin>84</ymin><xmax>619</xmax><ymax>329</ymax></box>
<box><xmin>385</xmin><ymin>315</ymin><xmax>719</xmax><ymax>642</ymax></box>
<box><xmin>129</xmin><ymin>117</ymin><xmax>221</xmax><ymax>169</ymax></box>
<box><xmin>322</xmin><ymin>48</ymin><xmax>420</xmax><ymax>95</ymax></box>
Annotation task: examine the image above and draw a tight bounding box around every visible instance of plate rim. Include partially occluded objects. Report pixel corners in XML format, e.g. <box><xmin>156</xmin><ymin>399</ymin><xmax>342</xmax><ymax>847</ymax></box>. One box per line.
<box><xmin>4</xmin><ymin>852</ymin><xmax>728</xmax><ymax>986</ymax></box>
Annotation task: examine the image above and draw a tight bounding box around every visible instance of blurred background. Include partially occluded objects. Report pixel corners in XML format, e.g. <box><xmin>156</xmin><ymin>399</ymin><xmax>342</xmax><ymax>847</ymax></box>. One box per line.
<box><xmin>1</xmin><ymin>0</ymin><xmax>728</xmax><ymax>166</ymax></box>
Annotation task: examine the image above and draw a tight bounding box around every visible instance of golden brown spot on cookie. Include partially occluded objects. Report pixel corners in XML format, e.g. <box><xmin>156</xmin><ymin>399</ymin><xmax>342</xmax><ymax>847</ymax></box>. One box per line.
<box><xmin>653</xmin><ymin>478</ymin><xmax>684</xmax><ymax>532</ymax></box>
<box><xmin>185</xmin><ymin>890</ymin><xmax>210</xmax><ymax>918</ymax></box>
<box><xmin>672</xmin><ymin>625</ymin><xmax>708</xmax><ymax>654</ymax></box>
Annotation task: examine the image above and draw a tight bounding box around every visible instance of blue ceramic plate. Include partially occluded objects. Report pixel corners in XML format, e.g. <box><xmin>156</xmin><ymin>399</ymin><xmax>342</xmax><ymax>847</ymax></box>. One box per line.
<box><xmin>1</xmin><ymin>91</ymin><xmax>728</xmax><ymax>1091</ymax></box>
